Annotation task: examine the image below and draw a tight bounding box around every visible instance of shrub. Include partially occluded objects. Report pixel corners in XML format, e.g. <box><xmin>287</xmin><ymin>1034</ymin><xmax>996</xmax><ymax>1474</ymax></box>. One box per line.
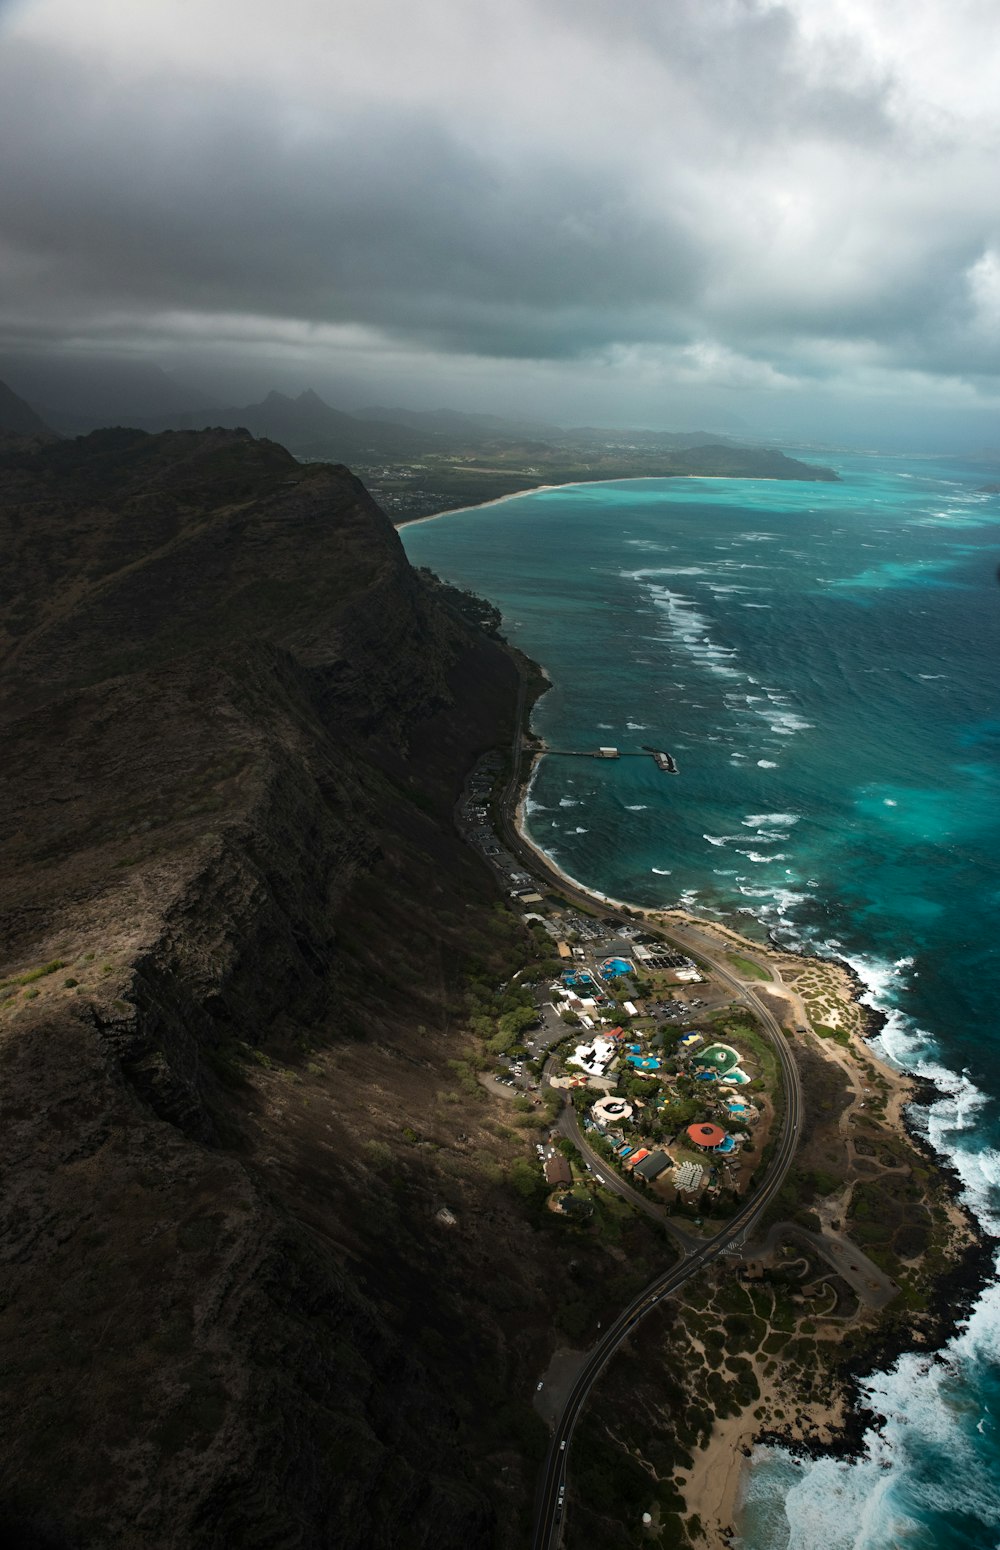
<box><xmin>363</xmin><ymin>1140</ymin><xmax>394</xmax><ymax>1171</ymax></box>
<box><xmin>0</xmin><ymin>958</ymin><xmax>66</xmax><ymax>990</ymax></box>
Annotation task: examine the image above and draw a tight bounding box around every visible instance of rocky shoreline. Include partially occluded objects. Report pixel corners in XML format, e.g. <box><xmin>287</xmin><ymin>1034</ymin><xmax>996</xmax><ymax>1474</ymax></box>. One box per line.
<box><xmin>508</xmin><ymin>770</ymin><xmax>994</xmax><ymax>1542</ymax></box>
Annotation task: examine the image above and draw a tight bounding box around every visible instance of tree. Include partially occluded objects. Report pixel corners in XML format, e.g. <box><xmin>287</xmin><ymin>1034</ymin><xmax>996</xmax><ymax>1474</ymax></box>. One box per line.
<box><xmin>510</xmin><ymin>1157</ymin><xmax>544</xmax><ymax>1201</ymax></box>
<box><xmin>498</xmin><ymin>1005</ymin><xmax>537</xmax><ymax>1041</ymax></box>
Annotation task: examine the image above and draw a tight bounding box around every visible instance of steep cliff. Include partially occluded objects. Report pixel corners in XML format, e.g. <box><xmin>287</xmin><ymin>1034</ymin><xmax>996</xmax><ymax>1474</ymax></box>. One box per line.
<box><xmin>0</xmin><ymin>430</ymin><xmax>561</xmax><ymax>1549</ymax></box>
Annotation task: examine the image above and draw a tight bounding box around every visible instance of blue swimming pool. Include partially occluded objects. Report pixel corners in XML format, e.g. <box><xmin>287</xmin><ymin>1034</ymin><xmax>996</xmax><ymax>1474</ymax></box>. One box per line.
<box><xmin>602</xmin><ymin>957</ymin><xmax>633</xmax><ymax>977</ymax></box>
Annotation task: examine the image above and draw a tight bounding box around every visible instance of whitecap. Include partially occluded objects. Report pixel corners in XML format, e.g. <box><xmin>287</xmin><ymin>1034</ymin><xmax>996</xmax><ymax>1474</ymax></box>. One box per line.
<box><xmin>559</xmin><ymin>797</ymin><xmax>580</xmax><ymax>808</ymax></box>
<box><xmin>624</xmin><ymin>804</ymin><xmax>648</xmax><ymax>811</ymax></box>
<box><xmin>757</xmin><ymin>759</ymin><xmax>779</xmax><ymax>768</ymax></box>
<box><xmin>620</xmin><ymin>565</ymin><xmax>711</xmax><ymax>577</ymax></box>
<box><xmin>651</xmin><ymin>867</ymin><xmax>672</xmax><ymax>875</ymax></box>
<box><xmin>625</xmin><ymin>721</ymin><xmax>648</xmax><ymax>730</ymax></box>
<box><xmin>747</xmin><ymin>1270</ymin><xmax>1000</xmax><ymax>1548</ymax></box>
<box><xmin>736</xmin><ymin>849</ymin><xmax>789</xmax><ymax>863</ymax></box>
<box><xmin>763</xmin><ymin>710</ymin><xmax>814</xmax><ymax>736</ymax></box>
<box><xmin>646</xmin><ymin>585</ymin><xmax>743</xmax><ymax>681</ymax></box>
<box><xmin>743</xmin><ymin>812</ymin><xmax>801</xmax><ymax>827</ymax></box>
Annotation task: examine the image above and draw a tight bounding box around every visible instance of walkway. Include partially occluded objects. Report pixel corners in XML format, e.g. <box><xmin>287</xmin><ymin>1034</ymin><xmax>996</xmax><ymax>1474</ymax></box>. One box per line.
<box><xmin>745</xmin><ymin>1219</ymin><xmax>899</xmax><ymax>1311</ymax></box>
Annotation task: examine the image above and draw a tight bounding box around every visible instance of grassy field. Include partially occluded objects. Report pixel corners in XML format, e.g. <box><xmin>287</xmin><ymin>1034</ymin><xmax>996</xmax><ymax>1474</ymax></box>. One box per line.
<box><xmin>726</xmin><ymin>953</ymin><xmax>771</xmax><ymax>981</ymax></box>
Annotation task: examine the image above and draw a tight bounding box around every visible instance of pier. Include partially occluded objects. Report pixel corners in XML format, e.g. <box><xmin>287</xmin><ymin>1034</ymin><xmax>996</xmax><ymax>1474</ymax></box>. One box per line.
<box><xmin>543</xmin><ymin>745</ymin><xmax>679</xmax><ymax>774</ymax></box>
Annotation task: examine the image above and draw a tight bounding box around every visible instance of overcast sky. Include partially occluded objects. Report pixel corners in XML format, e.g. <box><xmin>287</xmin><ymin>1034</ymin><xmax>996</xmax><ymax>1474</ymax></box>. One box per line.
<box><xmin>2</xmin><ymin>0</ymin><xmax>1000</xmax><ymax>441</ymax></box>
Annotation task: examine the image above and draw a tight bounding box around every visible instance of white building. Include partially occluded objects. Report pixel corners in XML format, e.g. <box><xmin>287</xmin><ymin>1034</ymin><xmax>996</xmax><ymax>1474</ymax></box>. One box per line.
<box><xmin>567</xmin><ymin>1036</ymin><xmax>618</xmax><ymax>1078</ymax></box>
<box><xmin>592</xmin><ymin>1095</ymin><xmax>634</xmax><ymax>1126</ymax></box>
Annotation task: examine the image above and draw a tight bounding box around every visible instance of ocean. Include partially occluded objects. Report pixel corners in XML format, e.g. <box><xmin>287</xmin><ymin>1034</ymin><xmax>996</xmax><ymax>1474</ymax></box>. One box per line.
<box><xmin>400</xmin><ymin>453</ymin><xmax>1000</xmax><ymax>1550</ymax></box>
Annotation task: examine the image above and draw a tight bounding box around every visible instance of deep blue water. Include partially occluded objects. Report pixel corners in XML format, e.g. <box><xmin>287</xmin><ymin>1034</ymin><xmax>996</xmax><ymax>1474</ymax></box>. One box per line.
<box><xmin>401</xmin><ymin>454</ymin><xmax>1000</xmax><ymax>1550</ymax></box>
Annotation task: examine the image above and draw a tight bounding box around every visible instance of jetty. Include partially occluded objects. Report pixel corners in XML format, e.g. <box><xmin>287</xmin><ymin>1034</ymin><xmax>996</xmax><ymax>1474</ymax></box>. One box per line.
<box><xmin>543</xmin><ymin>744</ymin><xmax>679</xmax><ymax>774</ymax></box>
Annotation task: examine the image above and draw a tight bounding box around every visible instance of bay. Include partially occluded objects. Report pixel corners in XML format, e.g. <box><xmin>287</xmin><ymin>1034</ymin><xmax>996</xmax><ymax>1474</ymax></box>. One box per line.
<box><xmin>401</xmin><ymin>453</ymin><xmax>1000</xmax><ymax>1549</ymax></box>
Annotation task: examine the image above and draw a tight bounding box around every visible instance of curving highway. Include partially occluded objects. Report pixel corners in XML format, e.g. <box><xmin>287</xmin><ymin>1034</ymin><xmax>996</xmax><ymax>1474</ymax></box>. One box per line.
<box><xmin>530</xmin><ymin>989</ymin><xmax>800</xmax><ymax>1550</ymax></box>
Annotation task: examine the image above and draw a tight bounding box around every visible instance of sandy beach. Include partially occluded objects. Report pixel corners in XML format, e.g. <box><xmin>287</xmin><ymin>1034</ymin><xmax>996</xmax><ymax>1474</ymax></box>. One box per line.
<box><xmin>398</xmin><ymin>482</ymin><xmax>562</xmax><ymax>528</ymax></box>
<box><xmin>397</xmin><ymin>472</ymin><xmax>787</xmax><ymax>529</ymax></box>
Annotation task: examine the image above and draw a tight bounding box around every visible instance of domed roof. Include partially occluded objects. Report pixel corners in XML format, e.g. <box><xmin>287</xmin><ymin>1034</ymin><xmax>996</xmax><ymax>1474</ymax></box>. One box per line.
<box><xmin>686</xmin><ymin>1122</ymin><xmax>727</xmax><ymax>1149</ymax></box>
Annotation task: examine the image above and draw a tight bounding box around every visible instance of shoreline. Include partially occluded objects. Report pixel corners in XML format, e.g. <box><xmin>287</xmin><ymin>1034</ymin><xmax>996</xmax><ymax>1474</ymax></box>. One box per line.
<box><xmin>406</xmin><ymin>489</ymin><xmax>996</xmax><ymax>1544</ymax></box>
<box><xmin>510</xmin><ymin>745</ymin><xmax>995</xmax><ymax>1544</ymax></box>
<box><xmin>397</xmin><ymin>472</ymin><xmax>806</xmax><ymax>529</ymax></box>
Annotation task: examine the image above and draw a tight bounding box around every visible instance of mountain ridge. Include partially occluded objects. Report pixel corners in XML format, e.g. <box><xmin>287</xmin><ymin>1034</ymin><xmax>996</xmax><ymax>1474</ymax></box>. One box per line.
<box><xmin>0</xmin><ymin>427</ymin><xmax>577</xmax><ymax>1549</ymax></box>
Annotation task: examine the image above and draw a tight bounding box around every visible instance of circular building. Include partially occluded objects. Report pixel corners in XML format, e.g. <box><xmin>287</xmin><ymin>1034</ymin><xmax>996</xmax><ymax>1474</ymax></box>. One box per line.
<box><xmin>686</xmin><ymin>1122</ymin><xmax>728</xmax><ymax>1151</ymax></box>
<box><xmin>697</xmin><ymin>1043</ymin><xmax>740</xmax><ymax>1072</ymax></box>
<box><xmin>593</xmin><ymin>1095</ymin><xmax>634</xmax><ymax>1126</ymax></box>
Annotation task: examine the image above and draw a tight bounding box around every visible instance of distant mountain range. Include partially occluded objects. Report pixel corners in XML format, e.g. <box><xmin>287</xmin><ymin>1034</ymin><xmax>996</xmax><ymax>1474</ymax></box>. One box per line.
<box><xmin>0</xmin><ymin>355</ymin><xmax>749</xmax><ymax>457</ymax></box>
<box><xmin>119</xmin><ymin>389</ymin><xmax>760</xmax><ymax>463</ymax></box>
<box><xmin>0</xmin><ymin>364</ymin><xmax>839</xmax><ymax>494</ymax></box>
<box><xmin>0</xmin><ymin>378</ymin><xmax>53</xmax><ymax>436</ymax></box>
<box><xmin>0</xmin><ymin>354</ymin><xmax>213</xmax><ymax>430</ymax></box>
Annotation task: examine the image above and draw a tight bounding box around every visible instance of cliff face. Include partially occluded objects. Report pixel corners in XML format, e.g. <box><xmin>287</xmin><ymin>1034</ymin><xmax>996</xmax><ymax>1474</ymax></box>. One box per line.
<box><xmin>0</xmin><ymin>430</ymin><xmax>552</xmax><ymax>1548</ymax></box>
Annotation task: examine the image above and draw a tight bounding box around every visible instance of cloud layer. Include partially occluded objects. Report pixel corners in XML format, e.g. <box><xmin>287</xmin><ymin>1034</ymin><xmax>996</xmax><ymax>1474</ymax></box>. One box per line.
<box><xmin>3</xmin><ymin>0</ymin><xmax>1000</xmax><ymax>430</ymax></box>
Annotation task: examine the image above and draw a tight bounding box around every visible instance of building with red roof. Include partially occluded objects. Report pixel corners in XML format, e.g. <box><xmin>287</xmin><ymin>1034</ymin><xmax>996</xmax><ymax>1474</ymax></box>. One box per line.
<box><xmin>686</xmin><ymin>1122</ymin><xmax>732</xmax><ymax>1152</ymax></box>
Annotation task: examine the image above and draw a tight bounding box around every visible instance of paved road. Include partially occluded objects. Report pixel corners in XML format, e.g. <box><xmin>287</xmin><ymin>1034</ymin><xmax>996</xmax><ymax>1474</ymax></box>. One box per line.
<box><xmin>745</xmin><ymin>1219</ymin><xmax>899</xmax><ymax>1311</ymax></box>
<box><xmin>530</xmin><ymin>1041</ymin><xmax>802</xmax><ymax>1550</ymax></box>
<box><xmin>556</xmin><ymin>1106</ymin><xmax>699</xmax><ymax>1252</ymax></box>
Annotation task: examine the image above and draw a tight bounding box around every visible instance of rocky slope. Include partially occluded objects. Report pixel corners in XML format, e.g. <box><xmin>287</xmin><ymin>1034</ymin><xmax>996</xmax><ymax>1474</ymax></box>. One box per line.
<box><xmin>0</xmin><ymin>429</ymin><xmax>575</xmax><ymax>1549</ymax></box>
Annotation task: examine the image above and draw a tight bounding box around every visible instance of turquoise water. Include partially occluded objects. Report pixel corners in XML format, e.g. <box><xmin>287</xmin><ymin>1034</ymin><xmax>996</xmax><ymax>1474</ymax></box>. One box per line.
<box><xmin>401</xmin><ymin>455</ymin><xmax>1000</xmax><ymax>1550</ymax></box>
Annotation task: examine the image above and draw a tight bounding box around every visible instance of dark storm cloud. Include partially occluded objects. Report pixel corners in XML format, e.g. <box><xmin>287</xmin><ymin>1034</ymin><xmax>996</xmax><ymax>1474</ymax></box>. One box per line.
<box><xmin>0</xmin><ymin>40</ymin><xmax>707</xmax><ymax>361</ymax></box>
<box><xmin>1</xmin><ymin>0</ymin><xmax>999</xmax><ymax>416</ymax></box>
